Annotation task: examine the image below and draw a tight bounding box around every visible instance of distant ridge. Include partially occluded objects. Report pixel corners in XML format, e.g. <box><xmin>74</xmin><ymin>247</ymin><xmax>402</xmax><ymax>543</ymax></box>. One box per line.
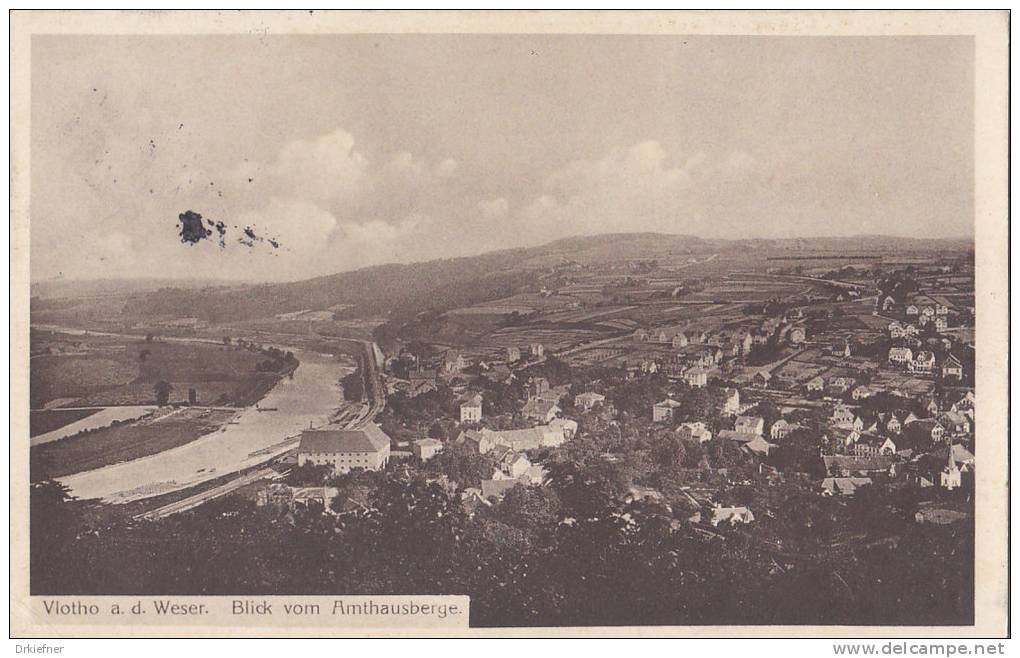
<box><xmin>30</xmin><ymin>277</ymin><xmax>249</xmax><ymax>300</ymax></box>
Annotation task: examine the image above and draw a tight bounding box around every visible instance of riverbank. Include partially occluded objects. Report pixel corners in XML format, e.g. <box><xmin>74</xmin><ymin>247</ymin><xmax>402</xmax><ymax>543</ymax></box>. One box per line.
<box><xmin>59</xmin><ymin>348</ymin><xmax>353</xmax><ymax>503</ymax></box>
<box><xmin>31</xmin><ymin>408</ymin><xmax>238</xmax><ymax>480</ymax></box>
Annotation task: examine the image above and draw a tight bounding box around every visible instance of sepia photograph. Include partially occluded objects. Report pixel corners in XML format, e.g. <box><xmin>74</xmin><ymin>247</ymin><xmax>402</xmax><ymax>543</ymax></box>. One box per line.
<box><xmin>8</xmin><ymin>10</ymin><xmax>1009</xmax><ymax>639</ymax></box>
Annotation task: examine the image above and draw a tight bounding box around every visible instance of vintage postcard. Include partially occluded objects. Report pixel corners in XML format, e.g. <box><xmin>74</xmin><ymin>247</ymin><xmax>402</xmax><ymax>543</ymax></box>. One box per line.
<box><xmin>9</xmin><ymin>10</ymin><xmax>1009</xmax><ymax>639</ymax></box>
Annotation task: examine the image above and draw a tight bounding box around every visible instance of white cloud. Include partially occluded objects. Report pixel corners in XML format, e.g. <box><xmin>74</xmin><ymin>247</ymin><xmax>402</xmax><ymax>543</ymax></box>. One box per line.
<box><xmin>205</xmin><ymin>129</ymin><xmax>467</xmax><ymax>276</ymax></box>
<box><xmin>236</xmin><ymin>197</ymin><xmax>338</xmax><ymax>249</ymax></box>
<box><xmin>518</xmin><ymin>141</ymin><xmax>759</xmax><ymax>242</ymax></box>
<box><xmin>251</xmin><ymin>128</ymin><xmax>369</xmax><ymax>205</ymax></box>
<box><xmin>477</xmin><ymin>196</ymin><xmax>509</xmax><ymax>218</ymax></box>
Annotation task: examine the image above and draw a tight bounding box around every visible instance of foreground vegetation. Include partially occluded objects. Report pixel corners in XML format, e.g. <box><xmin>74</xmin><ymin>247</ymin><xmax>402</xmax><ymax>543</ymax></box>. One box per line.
<box><xmin>31</xmin><ymin>467</ymin><xmax>972</xmax><ymax>627</ymax></box>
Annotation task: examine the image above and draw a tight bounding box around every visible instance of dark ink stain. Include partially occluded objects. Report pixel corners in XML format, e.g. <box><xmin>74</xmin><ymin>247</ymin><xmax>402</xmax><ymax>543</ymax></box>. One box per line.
<box><xmin>179</xmin><ymin>123</ymin><xmax>184</xmax><ymax>130</ymax></box>
<box><xmin>247</xmin><ymin>178</ymin><xmax>254</xmax><ymax>183</ymax></box>
<box><xmin>179</xmin><ymin>212</ymin><xmax>276</xmax><ymax>251</ymax></box>
<box><xmin>178</xmin><ymin>210</ymin><xmax>212</xmax><ymax>245</ymax></box>
<box><xmin>202</xmin><ymin>218</ymin><xmax>228</xmax><ymax>247</ymax></box>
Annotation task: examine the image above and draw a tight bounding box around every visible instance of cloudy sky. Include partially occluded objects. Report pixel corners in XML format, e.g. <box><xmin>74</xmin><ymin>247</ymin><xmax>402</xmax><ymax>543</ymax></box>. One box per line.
<box><xmin>31</xmin><ymin>34</ymin><xmax>973</xmax><ymax>282</ymax></box>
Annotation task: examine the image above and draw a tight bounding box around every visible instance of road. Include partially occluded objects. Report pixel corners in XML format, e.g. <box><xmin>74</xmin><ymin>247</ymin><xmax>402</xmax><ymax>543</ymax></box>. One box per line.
<box><xmin>136</xmin><ymin>468</ymin><xmax>280</xmax><ymax>520</ymax></box>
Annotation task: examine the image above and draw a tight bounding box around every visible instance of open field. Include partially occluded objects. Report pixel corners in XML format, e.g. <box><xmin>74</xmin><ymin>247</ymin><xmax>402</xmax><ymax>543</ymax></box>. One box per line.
<box><xmin>870</xmin><ymin>368</ymin><xmax>936</xmax><ymax>397</ymax></box>
<box><xmin>771</xmin><ymin>353</ymin><xmax>830</xmax><ymax>386</ymax></box>
<box><xmin>31</xmin><ymin>331</ymin><xmax>293</xmax><ymax>408</ymax></box>
<box><xmin>480</xmin><ymin>326</ymin><xmax>607</xmax><ymax>352</ymax></box>
<box><xmin>31</xmin><ymin>408</ymin><xmax>238</xmax><ymax>479</ymax></box>
<box><xmin>30</xmin><ymin>355</ymin><xmax>138</xmax><ymax>409</ymax></box>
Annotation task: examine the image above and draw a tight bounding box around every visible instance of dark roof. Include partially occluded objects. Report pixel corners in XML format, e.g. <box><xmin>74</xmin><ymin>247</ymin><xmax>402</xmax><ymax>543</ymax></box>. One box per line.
<box><xmin>823</xmin><ymin>454</ymin><xmax>895</xmax><ymax>473</ymax></box>
<box><xmin>856</xmin><ymin>433</ymin><xmax>888</xmax><ymax>447</ymax></box>
<box><xmin>481</xmin><ymin>479</ymin><xmax>522</xmax><ymax>499</ymax></box>
<box><xmin>298</xmin><ymin>423</ymin><xmax>391</xmax><ymax>455</ymax></box>
<box><xmin>523</xmin><ymin>399</ymin><xmax>558</xmax><ymax>416</ymax></box>
<box><xmin>718</xmin><ymin>430</ymin><xmax>760</xmax><ymax>444</ymax></box>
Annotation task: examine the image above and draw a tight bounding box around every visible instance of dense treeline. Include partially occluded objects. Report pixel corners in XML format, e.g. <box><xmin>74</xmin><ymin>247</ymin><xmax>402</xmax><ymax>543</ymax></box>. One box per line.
<box><xmin>31</xmin><ymin>471</ymin><xmax>972</xmax><ymax>627</ymax></box>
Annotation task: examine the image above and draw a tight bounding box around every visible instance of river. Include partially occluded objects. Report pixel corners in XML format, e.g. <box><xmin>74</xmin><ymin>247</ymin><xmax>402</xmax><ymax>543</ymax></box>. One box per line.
<box><xmin>59</xmin><ymin>349</ymin><xmax>352</xmax><ymax>503</ymax></box>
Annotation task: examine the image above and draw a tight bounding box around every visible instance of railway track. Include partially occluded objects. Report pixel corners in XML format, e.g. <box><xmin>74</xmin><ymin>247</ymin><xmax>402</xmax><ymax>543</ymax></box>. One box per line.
<box><xmin>133</xmin><ymin>337</ymin><xmax>385</xmax><ymax>520</ymax></box>
<box><xmin>135</xmin><ymin>467</ymin><xmax>280</xmax><ymax>521</ymax></box>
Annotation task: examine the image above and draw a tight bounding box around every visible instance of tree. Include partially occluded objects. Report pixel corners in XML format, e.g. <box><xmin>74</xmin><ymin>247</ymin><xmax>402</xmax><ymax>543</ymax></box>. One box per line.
<box><xmin>287</xmin><ymin>463</ymin><xmax>333</xmax><ymax>487</ymax></box>
<box><xmin>341</xmin><ymin>370</ymin><xmax>365</xmax><ymax>402</ymax></box>
<box><xmin>30</xmin><ymin>481</ymin><xmax>80</xmax><ymax>594</ymax></box>
<box><xmin>492</xmin><ymin>485</ymin><xmax>564</xmax><ymax>533</ymax></box>
<box><xmin>651</xmin><ymin>435</ymin><xmax>687</xmax><ymax>469</ymax></box>
<box><xmin>426</xmin><ymin>440</ymin><xmax>495</xmax><ymax>489</ymax></box>
<box><xmin>770</xmin><ymin>427</ymin><xmax>824</xmax><ymax>477</ymax></box>
<box><xmin>752</xmin><ymin>399</ymin><xmax>782</xmax><ymax>434</ymax></box>
<box><xmin>154</xmin><ymin>380</ymin><xmax>173</xmax><ymax>406</ymax></box>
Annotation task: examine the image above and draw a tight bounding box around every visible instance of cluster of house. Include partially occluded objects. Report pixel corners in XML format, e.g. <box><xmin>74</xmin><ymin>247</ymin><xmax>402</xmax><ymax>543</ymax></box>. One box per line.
<box><xmin>820</xmin><ymin>440</ymin><xmax>973</xmax><ymax>497</ymax></box>
<box><xmin>398</xmin><ymin>374</ymin><xmax>579</xmax><ymax>502</ymax></box>
<box><xmin>624</xmin><ymin>484</ymin><xmax>755</xmax><ymax>529</ymax></box>
<box><xmin>818</xmin><ymin>387</ymin><xmax>975</xmax><ymax>495</ymax></box>
<box><xmin>805</xmin><ymin>373</ymin><xmax>873</xmax><ymax>399</ymax></box>
<box><xmin>653</xmin><ymin>387</ymin><xmax>740</xmax><ymax>422</ymax></box>
<box><xmin>658</xmin><ymin>345</ymin><xmax>724</xmax><ymax>388</ymax></box>
<box><xmin>454</xmin><ymin>418</ymin><xmax>577</xmax><ymax>455</ymax></box>
<box><xmin>827</xmin><ymin>391</ymin><xmax>973</xmax><ymax>450</ymax></box>
<box><xmin>644</xmin><ymin>369</ymin><xmax>976</xmax><ymax>505</ymax></box>
<box><xmin>504</xmin><ymin>343</ymin><xmax>545</xmax><ymax>364</ymax></box>
<box><xmin>886</xmin><ymin>345</ymin><xmax>964</xmax><ymax>379</ymax></box>
<box><xmin>451</xmin><ymin>418</ymin><xmax>577</xmax><ymax>503</ymax></box>
<box><xmin>394</xmin><ymin>342</ymin><xmax>548</xmax><ymax>398</ymax></box>
<box><xmin>634</xmin><ymin>318</ymin><xmax>807</xmax><ymax>357</ymax></box>
<box><xmin>461</xmin><ymin>445</ymin><xmax>552</xmax><ymax>506</ymax></box>
<box><xmin>653</xmin><ymin>388</ymin><xmax>780</xmax><ymax>456</ymax></box>
<box><xmin>881</xmin><ymin>296</ymin><xmax>953</xmax><ymax>333</ymax></box>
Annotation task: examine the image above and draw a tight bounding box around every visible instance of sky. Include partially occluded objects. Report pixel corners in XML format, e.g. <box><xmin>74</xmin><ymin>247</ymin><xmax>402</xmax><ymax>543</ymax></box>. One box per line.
<box><xmin>30</xmin><ymin>34</ymin><xmax>974</xmax><ymax>282</ymax></box>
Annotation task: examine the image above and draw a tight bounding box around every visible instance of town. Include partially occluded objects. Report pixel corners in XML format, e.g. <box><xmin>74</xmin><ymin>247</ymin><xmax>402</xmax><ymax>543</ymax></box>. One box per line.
<box><xmin>283</xmin><ymin>244</ymin><xmax>976</xmax><ymax>530</ymax></box>
<box><xmin>29</xmin><ymin>235</ymin><xmax>976</xmax><ymax>627</ymax></box>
